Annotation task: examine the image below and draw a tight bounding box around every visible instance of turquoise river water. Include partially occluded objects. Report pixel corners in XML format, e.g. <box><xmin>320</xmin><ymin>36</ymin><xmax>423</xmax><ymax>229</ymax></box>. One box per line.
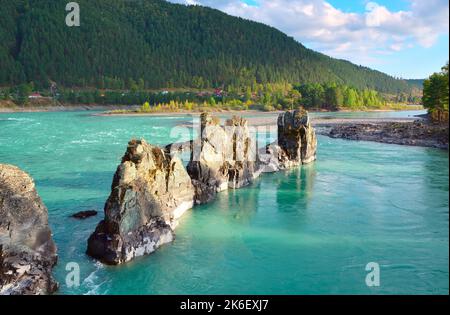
<box><xmin>0</xmin><ymin>110</ymin><xmax>448</xmax><ymax>295</ymax></box>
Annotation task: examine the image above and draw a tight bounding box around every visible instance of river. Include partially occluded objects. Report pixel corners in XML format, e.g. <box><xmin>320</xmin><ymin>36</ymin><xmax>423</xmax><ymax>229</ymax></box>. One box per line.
<box><xmin>0</xmin><ymin>110</ymin><xmax>448</xmax><ymax>294</ymax></box>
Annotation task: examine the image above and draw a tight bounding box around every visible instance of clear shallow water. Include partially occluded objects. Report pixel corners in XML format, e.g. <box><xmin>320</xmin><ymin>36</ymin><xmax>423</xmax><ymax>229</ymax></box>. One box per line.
<box><xmin>0</xmin><ymin>110</ymin><xmax>447</xmax><ymax>295</ymax></box>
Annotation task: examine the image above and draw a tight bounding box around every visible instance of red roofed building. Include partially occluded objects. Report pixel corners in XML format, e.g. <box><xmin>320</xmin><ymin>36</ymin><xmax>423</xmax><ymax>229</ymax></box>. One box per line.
<box><xmin>28</xmin><ymin>92</ymin><xmax>43</xmax><ymax>99</ymax></box>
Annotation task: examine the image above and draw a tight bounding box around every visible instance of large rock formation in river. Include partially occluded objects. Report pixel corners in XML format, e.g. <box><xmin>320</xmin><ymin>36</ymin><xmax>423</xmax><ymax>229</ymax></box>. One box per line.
<box><xmin>260</xmin><ymin>109</ymin><xmax>317</xmax><ymax>171</ymax></box>
<box><xmin>0</xmin><ymin>164</ymin><xmax>58</xmax><ymax>295</ymax></box>
<box><xmin>87</xmin><ymin>110</ymin><xmax>317</xmax><ymax>265</ymax></box>
<box><xmin>187</xmin><ymin>113</ymin><xmax>258</xmax><ymax>204</ymax></box>
<box><xmin>87</xmin><ymin>140</ymin><xmax>195</xmax><ymax>265</ymax></box>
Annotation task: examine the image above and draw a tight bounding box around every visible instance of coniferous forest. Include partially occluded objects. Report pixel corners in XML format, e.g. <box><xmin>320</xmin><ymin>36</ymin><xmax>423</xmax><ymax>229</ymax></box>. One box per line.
<box><xmin>0</xmin><ymin>0</ymin><xmax>419</xmax><ymax>97</ymax></box>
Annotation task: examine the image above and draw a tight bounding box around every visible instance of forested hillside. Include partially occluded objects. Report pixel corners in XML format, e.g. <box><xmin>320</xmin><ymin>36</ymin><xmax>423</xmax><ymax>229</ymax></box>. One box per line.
<box><xmin>1</xmin><ymin>0</ymin><xmax>415</xmax><ymax>93</ymax></box>
<box><xmin>407</xmin><ymin>79</ymin><xmax>425</xmax><ymax>88</ymax></box>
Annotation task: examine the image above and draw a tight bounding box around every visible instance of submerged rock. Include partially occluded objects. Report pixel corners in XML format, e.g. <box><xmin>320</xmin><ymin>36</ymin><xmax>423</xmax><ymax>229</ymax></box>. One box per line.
<box><xmin>87</xmin><ymin>140</ymin><xmax>194</xmax><ymax>265</ymax></box>
<box><xmin>261</xmin><ymin>109</ymin><xmax>317</xmax><ymax>171</ymax></box>
<box><xmin>71</xmin><ymin>210</ymin><xmax>98</xmax><ymax>220</ymax></box>
<box><xmin>0</xmin><ymin>164</ymin><xmax>58</xmax><ymax>295</ymax></box>
<box><xmin>187</xmin><ymin>113</ymin><xmax>258</xmax><ymax>204</ymax></box>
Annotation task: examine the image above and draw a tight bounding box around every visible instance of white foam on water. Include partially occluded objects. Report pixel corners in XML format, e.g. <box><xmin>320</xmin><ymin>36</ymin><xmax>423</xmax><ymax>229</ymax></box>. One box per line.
<box><xmin>97</xmin><ymin>131</ymin><xmax>116</xmax><ymax>137</ymax></box>
<box><xmin>70</xmin><ymin>139</ymin><xmax>100</xmax><ymax>144</ymax></box>
<box><xmin>4</xmin><ymin>117</ymin><xmax>35</xmax><ymax>122</ymax></box>
<box><xmin>83</xmin><ymin>262</ymin><xmax>108</xmax><ymax>295</ymax></box>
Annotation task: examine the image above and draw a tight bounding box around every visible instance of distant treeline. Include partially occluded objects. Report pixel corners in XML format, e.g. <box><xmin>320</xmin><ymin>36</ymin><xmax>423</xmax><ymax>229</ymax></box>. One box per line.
<box><xmin>0</xmin><ymin>82</ymin><xmax>420</xmax><ymax>112</ymax></box>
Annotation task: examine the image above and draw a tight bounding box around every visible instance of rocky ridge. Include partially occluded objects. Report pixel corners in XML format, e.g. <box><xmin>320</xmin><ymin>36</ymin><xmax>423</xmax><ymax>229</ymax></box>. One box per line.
<box><xmin>325</xmin><ymin>120</ymin><xmax>448</xmax><ymax>150</ymax></box>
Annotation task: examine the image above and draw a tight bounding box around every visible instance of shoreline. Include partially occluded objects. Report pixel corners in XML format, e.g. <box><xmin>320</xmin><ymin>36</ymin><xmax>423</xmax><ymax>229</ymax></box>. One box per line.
<box><xmin>176</xmin><ymin>115</ymin><xmax>448</xmax><ymax>151</ymax></box>
<box><xmin>0</xmin><ymin>104</ymin><xmax>140</xmax><ymax>113</ymax></box>
<box><xmin>319</xmin><ymin>120</ymin><xmax>449</xmax><ymax>150</ymax></box>
<box><xmin>2</xmin><ymin>105</ymin><xmax>444</xmax><ymax>150</ymax></box>
<box><xmin>176</xmin><ymin>115</ymin><xmax>424</xmax><ymax>129</ymax></box>
<box><xmin>0</xmin><ymin>104</ymin><xmax>423</xmax><ymax>114</ymax></box>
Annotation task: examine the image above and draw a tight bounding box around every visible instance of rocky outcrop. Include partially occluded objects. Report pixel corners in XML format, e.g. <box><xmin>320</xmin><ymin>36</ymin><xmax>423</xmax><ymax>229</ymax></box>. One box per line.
<box><xmin>260</xmin><ymin>109</ymin><xmax>317</xmax><ymax>171</ymax></box>
<box><xmin>225</xmin><ymin>116</ymin><xmax>258</xmax><ymax>189</ymax></box>
<box><xmin>88</xmin><ymin>111</ymin><xmax>317</xmax><ymax>265</ymax></box>
<box><xmin>87</xmin><ymin>140</ymin><xmax>195</xmax><ymax>265</ymax></box>
<box><xmin>326</xmin><ymin>121</ymin><xmax>449</xmax><ymax>150</ymax></box>
<box><xmin>277</xmin><ymin>109</ymin><xmax>317</xmax><ymax>165</ymax></box>
<box><xmin>187</xmin><ymin>114</ymin><xmax>258</xmax><ymax>204</ymax></box>
<box><xmin>0</xmin><ymin>164</ymin><xmax>58</xmax><ymax>295</ymax></box>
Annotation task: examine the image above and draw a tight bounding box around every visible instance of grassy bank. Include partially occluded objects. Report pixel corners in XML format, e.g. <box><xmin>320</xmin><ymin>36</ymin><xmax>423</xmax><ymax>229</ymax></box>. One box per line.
<box><xmin>0</xmin><ymin>102</ymin><xmax>423</xmax><ymax>114</ymax></box>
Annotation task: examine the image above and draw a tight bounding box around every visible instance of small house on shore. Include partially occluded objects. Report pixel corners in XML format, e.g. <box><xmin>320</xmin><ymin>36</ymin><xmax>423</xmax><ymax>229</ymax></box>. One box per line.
<box><xmin>28</xmin><ymin>92</ymin><xmax>43</xmax><ymax>99</ymax></box>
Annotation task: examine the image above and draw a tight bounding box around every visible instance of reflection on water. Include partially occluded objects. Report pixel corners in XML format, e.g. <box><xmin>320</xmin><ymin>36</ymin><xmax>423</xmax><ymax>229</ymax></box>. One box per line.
<box><xmin>275</xmin><ymin>164</ymin><xmax>317</xmax><ymax>213</ymax></box>
<box><xmin>212</xmin><ymin>164</ymin><xmax>318</xmax><ymax>225</ymax></box>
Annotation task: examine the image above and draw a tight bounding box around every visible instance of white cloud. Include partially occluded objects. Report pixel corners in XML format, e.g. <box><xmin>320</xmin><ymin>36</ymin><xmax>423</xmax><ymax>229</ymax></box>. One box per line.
<box><xmin>169</xmin><ymin>0</ymin><xmax>449</xmax><ymax>66</ymax></box>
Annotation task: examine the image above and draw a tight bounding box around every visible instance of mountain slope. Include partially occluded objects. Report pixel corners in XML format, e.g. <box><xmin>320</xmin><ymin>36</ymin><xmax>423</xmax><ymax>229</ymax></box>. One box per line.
<box><xmin>406</xmin><ymin>79</ymin><xmax>425</xmax><ymax>88</ymax></box>
<box><xmin>0</xmin><ymin>0</ymin><xmax>414</xmax><ymax>93</ymax></box>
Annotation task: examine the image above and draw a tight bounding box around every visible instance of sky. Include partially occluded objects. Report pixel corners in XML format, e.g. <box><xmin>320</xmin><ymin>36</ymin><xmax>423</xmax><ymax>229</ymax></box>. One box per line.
<box><xmin>169</xmin><ymin>0</ymin><xmax>449</xmax><ymax>79</ymax></box>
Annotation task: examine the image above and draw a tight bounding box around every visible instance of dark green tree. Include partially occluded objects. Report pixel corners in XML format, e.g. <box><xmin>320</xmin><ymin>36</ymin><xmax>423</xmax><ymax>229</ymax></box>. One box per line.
<box><xmin>423</xmin><ymin>63</ymin><xmax>449</xmax><ymax>120</ymax></box>
<box><xmin>16</xmin><ymin>83</ymin><xmax>33</xmax><ymax>105</ymax></box>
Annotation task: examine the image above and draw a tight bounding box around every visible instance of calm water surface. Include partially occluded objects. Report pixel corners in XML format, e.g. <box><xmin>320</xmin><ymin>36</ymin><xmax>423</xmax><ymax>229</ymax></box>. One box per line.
<box><xmin>0</xmin><ymin>110</ymin><xmax>448</xmax><ymax>295</ymax></box>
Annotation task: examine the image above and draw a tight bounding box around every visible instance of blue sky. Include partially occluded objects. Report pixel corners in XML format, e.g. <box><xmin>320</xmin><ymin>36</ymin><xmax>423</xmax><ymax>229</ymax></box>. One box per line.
<box><xmin>171</xmin><ymin>0</ymin><xmax>449</xmax><ymax>79</ymax></box>
<box><xmin>327</xmin><ymin>0</ymin><xmax>410</xmax><ymax>12</ymax></box>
